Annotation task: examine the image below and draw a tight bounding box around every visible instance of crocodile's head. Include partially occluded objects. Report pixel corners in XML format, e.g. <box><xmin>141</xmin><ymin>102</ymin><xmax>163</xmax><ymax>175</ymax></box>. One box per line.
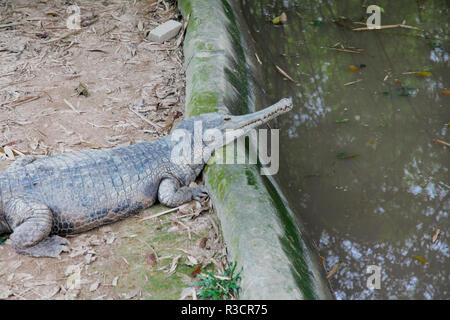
<box><xmin>168</xmin><ymin>98</ymin><xmax>293</xmax><ymax>175</ymax></box>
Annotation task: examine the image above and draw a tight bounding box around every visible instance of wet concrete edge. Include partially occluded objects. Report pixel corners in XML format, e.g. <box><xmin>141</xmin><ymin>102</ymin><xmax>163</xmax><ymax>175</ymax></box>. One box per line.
<box><xmin>178</xmin><ymin>0</ymin><xmax>333</xmax><ymax>299</ymax></box>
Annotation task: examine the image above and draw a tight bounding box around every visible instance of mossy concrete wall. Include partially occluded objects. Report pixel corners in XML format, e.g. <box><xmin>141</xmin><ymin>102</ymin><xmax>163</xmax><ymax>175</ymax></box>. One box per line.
<box><xmin>179</xmin><ymin>0</ymin><xmax>333</xmax><ymax>299</ymax></box>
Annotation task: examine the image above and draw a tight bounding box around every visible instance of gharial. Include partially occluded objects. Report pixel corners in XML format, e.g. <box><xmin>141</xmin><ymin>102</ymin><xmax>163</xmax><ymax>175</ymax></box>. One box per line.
<box><xmin>0</xmin><ymin>98</ymin><xmax>292</xmax><ymax>258</ymax></box>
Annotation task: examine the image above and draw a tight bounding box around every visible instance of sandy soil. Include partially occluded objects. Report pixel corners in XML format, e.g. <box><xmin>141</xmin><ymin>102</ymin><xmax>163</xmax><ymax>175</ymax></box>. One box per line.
<box><xmin>0</xmin><ymin>0</ymin><xmax>227</xmax><ymax>300</ymax></box>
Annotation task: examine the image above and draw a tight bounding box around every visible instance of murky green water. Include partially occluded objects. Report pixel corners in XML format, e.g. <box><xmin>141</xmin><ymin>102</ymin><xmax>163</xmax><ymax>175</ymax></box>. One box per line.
<box><xmin>240</xmin><ymin>0</ymin><xmax>449</xmax><ymax>299</ymax></box>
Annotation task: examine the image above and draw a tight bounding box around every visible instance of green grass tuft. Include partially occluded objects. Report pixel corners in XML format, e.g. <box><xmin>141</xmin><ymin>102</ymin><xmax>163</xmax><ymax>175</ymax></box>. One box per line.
<box><xmin>193</xmin><ymin>262</ymin><xmax>242</xmax><ymax>300</ymax></box>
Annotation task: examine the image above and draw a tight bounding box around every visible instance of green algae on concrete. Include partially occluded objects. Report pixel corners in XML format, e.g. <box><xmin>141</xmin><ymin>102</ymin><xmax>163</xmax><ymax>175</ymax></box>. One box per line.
<box><xmin>179</xmin><ymin>0</ymin><xmax>332</xmax><ymax>299</ymax></box>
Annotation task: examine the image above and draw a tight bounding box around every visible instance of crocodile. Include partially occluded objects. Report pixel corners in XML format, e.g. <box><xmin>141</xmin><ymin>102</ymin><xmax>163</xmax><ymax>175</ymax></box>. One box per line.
<box><xmin>0</xmin><ymin>98</ymin><xmax>293</xmax><ymax>258</ymax></box>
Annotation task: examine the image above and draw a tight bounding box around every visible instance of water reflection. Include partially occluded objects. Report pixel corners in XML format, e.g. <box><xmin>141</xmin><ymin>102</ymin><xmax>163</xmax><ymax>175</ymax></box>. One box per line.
<box><xmin>240</xmin><ymin>0</ymin><xmax>449</xmax><ymax>299</ymax></box>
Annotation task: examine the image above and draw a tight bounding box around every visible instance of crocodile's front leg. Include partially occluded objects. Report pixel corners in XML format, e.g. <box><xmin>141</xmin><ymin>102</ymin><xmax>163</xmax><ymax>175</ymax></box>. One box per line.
<box><xmin>5</xmin><ymin>197</ymin><xmax>69</xmax><ymax>258</ymax></box>
<box><xmin>157</xmin><ymin>178</ymin><xmax>208</xmax><ymax>207</ymax></box>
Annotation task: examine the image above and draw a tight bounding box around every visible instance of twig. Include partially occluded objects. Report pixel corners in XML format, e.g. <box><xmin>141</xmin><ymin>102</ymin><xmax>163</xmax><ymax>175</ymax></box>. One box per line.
<box><xmin>140</xmin><ymin>206</ymin><xmax>180</xmax><ymax>222</ymax></box>
<box><xmin>255</xmin><ymin>53</ymin><xmax>262</xmax><ymax>65</ymax></box>
<box><xmin>333</xmin><ymin>19</ymin><xmax>354</xmax><ymax>30</ymax></box>
<box><xmin>0</xmin><ymin>72</ymin><xmax>15</xmax><ymax>78</ymax></box>
<box><xmin>295</xmin><ymin>11</ymin><xmax>304</xmax><ymax>19</ymax></box>
<box><xmin>100</xmin><ymin>24</ymin><xmax>117</xmax><ymax>36</ymax></box>
<box><xmin>129</xmin><ymin>107</ymin><xmax>164</xmax><ymax>129</ymax></box>
<box><xmin>0</xmin><ymin>22</ymin><xmax>22</xmax><ymax>28</ymax></box>
<box><xmin>325</xmin><ymin>47</ymin><xmax>364</xmax><ymax>54</ymax></box>
<box><xmin>352</xmin><ymin>24</ymin><xmax>421</xmax><ymax>31</ymax></box>
<box><xmin>121</xmin><ymin>256</ymin><xmax>130</xmax><ymax>266</ymax></box>
<box><xmin>0</xmin><ymin>77</ymin><xmax>35</xmax><ymax>89</ymax></box>
<box><xmin>275</xmin><ymin>64</ymin><xmax>295</xmax><ymax>82</ymax></box>
<box><xmin>176</xmin><ymin>13</ymin><xmax>190</xmax><ymax>48</ymax></box>
<box><xmin>344</xmin><ymin>79</ymin><xmax>363</xmax><ymax>86</ymax></box>
<box><xmin>8</xmin><ymin>95</ymin><xmax>41</xmax><ymax>108</ymax></box>
<box><xmin>63</xmin><ymin>98</ymin><xmax>81</xmax><ymax>114</ymax></box>
<box><xmin>45</xmin><ymin>29</ymin><xmax>83</xmax><ymax>43</ymax></box>
<box><xmin>433</xmin><ymin>139</ymin><xmax>450</xmax><ymax>148</ymax></box>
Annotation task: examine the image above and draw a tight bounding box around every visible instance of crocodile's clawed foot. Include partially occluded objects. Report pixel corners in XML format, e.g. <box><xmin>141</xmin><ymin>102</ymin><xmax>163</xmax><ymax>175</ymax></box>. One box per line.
<box><xmin>14</xmin><ymin>235</ymin><xmax>69</xmax><ymax>259</ymax></box>
<box><xmin>192</xmin><ymin>185</ymin><xmax>209</xmax><ymax>201</ymax></box>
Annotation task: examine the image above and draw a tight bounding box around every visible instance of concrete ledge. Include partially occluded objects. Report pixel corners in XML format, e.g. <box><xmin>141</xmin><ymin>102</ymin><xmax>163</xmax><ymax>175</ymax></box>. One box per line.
<box><xmin>179</xmin><ymin>0</ymin><xmax>332</xmax><ymax>299</ymax></box>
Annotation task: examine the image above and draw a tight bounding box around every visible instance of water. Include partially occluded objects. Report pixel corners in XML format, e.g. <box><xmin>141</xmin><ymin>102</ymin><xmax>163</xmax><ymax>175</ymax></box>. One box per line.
<box><xmin>239</xmin><ymin>0</ymin><xmax>449</xmax><ymax>299</ymax></box>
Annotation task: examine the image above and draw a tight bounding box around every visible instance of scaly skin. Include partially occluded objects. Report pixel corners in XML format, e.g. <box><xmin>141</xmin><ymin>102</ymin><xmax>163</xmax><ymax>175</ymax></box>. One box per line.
<box><xmin>0</xmin><ymin>98</ymin><xmax>293</xmax><ymax>257</ymax></box>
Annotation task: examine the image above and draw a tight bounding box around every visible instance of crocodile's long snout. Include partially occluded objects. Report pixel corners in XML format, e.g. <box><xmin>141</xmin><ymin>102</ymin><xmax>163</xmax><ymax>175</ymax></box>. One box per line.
<box><xmin>224</xmin><ymin>98</ymin><xmax>293</xmax><ymax>133</ymax></box>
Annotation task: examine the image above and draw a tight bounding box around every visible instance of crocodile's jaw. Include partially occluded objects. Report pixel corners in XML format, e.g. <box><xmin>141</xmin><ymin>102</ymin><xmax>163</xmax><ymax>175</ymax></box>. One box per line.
<box><xmin>224</xmin><ymin>98</ymin><xmax>292</xmax><ymax>132</ymax></box>
<box><xmin>213</xmin><ymin>97</ymin><xmax>293</xmax><ymax>149</ymax></box>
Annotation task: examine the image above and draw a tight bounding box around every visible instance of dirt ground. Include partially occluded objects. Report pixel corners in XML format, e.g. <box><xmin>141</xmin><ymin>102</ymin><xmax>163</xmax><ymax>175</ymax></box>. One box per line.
<box><xmin>0</xmin><ymin>0</ymin><xmax>227</xmax><ymax>300</ymax></box>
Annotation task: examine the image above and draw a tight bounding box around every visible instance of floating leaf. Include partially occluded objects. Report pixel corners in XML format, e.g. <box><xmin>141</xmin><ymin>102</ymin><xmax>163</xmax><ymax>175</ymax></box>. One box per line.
<box><xmin>326</xmin><ymin>262</ymin><xmax>341</xmax><ymax>279</ymax></box>
<box><xmin>343</xmin><ymin>153</ymin><xmax>360</xmax><ymax>159</ymax></box>
<box><xmin>272</xmin><ymin>12</ymin><xmax>287</xmax><ymax>25</ymax></box>
<box><xmin>441</xmin><ymin>90</ymin><xmax>450</xmax><ymax>95</ymax></box>
<box><xmin>413</xmin><ymin>255</ymin><xmax>428</xmax><ymax>263</ymax></box>
<box><xmin>318</xmin><ymin>256</ymin><xmax>324</xmax><ymax>264</ymax></box>
<box><xmin>337</xmin><ymin>152</ymin><xmax>360</xmax><ymax>159</ymax></box>
<box><xmin>430</xmin><ymin>42</ymin><xmax>441</xmax><ymax>47</ymax></box>
<box><xmin>431</xmin><ymin>228</ymin><xmax>440</xmax><ymax>243</ymax></box>
<box><xmin>46</xmin><ymin>12</ymin><xmax>59</xmax><ymax>17</ymax></box>
<box><xmin>416</xmin><ymin>71</ymin><xmax>431</xmax><ymax>77</ymax></box>
<box><xmin>348</xmin><ymin>65</ymin><xmax>359</xmax><ymax>72</ymax></box>
<box><xmin>336</xmin><ymin>119</ymin><xmax>349</xmax><ymax>123</ymax></box>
